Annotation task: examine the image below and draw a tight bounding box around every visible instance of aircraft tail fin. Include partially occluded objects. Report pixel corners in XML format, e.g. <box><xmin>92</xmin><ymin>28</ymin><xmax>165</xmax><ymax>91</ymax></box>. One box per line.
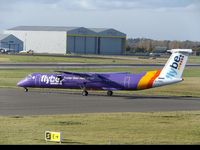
<box><xmin>153</xmin><ymin>49</ymin><xmax>192</xmax><ymax>88</ymax></box>
<box><xmin>158</xmin><ymin>49</ymin><xmax>192</xmax><ymax>80</ymax></box>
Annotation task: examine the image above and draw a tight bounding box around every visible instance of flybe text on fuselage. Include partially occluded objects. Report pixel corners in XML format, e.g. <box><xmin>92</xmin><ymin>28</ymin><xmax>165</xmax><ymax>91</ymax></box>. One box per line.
<box><xmin>41</xmin><ymin>75</ymin><xmax>62</xmax><ymax>85</ymax></box>
<box><xmin>166</xmin><ymin>54</ymin><xmax>184</xmax><ymax>79</ymax></box>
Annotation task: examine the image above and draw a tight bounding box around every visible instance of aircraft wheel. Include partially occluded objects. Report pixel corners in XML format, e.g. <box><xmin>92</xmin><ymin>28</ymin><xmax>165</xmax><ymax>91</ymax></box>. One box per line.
<box><xmin>107</xmin><ymin>91</ymin><xmax>113</xmax><ymax>96</ymax></box>
<box><xmin>24</xmin><ymin>88</ymin><xmax>28</xmax><ymax>92</ymax></box>
<box><xmin>82</xmin><ymin>91</ymin><xmax>88</xmax><ymax>96</ymax></box>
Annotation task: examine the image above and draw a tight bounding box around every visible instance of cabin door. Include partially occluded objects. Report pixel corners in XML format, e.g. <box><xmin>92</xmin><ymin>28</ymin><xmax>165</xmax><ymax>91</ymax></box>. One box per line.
<box><xmin>124</xmin><ymin>76</ymin><xmax>131</xmax><ymax>89</ymax></box>
<box><xmin>35</xmin><ymin>74</ymin><xmax>41</xmax><ymax>86</ymax></box>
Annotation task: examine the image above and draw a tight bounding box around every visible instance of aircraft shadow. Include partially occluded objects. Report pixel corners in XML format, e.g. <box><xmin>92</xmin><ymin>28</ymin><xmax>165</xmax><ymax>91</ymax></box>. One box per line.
<box><xmin>27</xmin><ymin>89</ymin><xmax>198</xmax><ymax>101</ymax></box>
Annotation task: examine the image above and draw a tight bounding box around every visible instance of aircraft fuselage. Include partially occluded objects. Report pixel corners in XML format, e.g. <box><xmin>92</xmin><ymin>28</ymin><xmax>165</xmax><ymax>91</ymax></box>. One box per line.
<box><xmin>17</xmin><ymin>70</ymin><xmax>161</xmax><ymax>91</ymax></box>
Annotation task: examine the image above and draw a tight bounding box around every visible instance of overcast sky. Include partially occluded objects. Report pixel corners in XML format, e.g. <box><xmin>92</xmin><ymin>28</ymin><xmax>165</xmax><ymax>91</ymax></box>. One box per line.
<box><xmin>0</xmin><ymin>0</ymin><xmax>200</xmax><ymax>41</ymax></box>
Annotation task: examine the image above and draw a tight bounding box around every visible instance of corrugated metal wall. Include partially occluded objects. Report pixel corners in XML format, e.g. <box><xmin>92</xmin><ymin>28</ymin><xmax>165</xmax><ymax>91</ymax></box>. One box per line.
<box><xmin>99</xmin><ymin>38</ymin><xmax>123</xmax><ymax>55</ymax></box>
<box><xmin>86</xmin><ymin>37</ymin><xmax>96</xmax><ymax>54</ymax></box>
<box><xmin>67</xmin><ymin>27</ymin><xmax>126</xmax><ymax>55</ymax></box>
<box><xmin>67</xmin><ymin>36</ymin><xmax>97</xmax><ymax>54</ymax></box>
<box><xmin>67</xmin><ymin>36</ymin><xmax>125</xmax><ymax>55</ymax></box>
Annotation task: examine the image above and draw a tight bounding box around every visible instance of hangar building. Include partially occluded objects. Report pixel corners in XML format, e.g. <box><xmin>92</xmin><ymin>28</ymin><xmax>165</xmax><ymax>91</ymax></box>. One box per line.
<box><xmin>0</xmin><ymin>34</ymin><xmax>23</xmax><ymax>53</ymax></box>
<box><xmin>5</xmin><ymin>26</ymin><xmax>126</xmax><ymax>55</ymax></box>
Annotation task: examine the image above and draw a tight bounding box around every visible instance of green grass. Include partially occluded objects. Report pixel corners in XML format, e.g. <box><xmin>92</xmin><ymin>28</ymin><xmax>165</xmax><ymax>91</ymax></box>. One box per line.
<box><xmin>0</xmin><ymin>54</ymin><xmax>199</xmax><ymax>64</ymax></box>
<box><xmin>188</xmin><ymin>56</ymin><xmax>200</xmax><ymax>64</ymax></box>
<box><xmin>1</xmin><ymin>111</ymin><xmax>200</xmax><ymax>144</ymax></box>
<box><xmin>0</xmin><ymin>54</ymin><xmax>158</xmax><ymax>64</ymax></box>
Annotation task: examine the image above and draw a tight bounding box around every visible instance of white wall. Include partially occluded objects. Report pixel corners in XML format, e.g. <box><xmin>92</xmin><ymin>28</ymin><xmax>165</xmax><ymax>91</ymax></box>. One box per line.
<box><xmin>4</xmin><ymin>30</ymin><xmax>66</xmax><ymax>54</ymax></box>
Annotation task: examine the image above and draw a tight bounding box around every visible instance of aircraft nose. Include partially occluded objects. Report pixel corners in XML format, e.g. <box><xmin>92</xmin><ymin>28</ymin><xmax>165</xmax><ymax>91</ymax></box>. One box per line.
<box><xmin>17</xmin><ymin>79</ymin><xmax>27</xmax><ymax>87</ymax></box>
<box><xmin>17</xmin><ymin>78</ymin><xmax>33</xmax><ymax>87</ymax></box>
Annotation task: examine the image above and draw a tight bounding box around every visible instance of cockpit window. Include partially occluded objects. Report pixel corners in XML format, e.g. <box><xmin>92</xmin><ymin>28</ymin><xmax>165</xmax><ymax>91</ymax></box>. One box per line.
<box><xmin>27</xmin><ymin>74</ymin><xmax>32</xmax><ymax>78</ymax></box>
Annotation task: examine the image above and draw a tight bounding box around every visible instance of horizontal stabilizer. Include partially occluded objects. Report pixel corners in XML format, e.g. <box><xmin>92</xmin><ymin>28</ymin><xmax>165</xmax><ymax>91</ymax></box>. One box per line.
<box><xmin>167</xmin><ymin>49</ymin><xmax>193</xmax><ymax>54</ymax></box>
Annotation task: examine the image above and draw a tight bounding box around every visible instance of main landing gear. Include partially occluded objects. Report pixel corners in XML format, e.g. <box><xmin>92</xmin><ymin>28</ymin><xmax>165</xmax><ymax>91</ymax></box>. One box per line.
<box><xmin>82</xmin><ymin>90</ymin><xmax>88</xmax><ymax>96</ymax></box>
<box><xmin>107</xmin><ymin>91</ymin><xmax>113</xmax><ymax>96</ymax></box>
<box><xmin>81</xmin><ymin>83</ymin><xmax>88</xmax><ymax>96</ymax></box>
<box><xmin>81</xmin><ymin>90</ymin><xmax>113</xmax><ymax>96</ymax></box>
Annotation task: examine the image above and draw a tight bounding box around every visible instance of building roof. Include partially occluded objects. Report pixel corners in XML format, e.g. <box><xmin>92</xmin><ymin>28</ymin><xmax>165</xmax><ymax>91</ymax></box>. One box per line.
<box><xmin>8</xmin><ymin>26</ymin><xmax>80</xmax><ymax>32</ymax></box>
<box><xmin>8</xmin><ymin>26</ymin><xmax>111</xmax><ymax>32</ymax></box>
<box><xmin>8</xmin><ymin>26</ymin><xmax>119</xmax><ymax>33</ymax></box>
<box><xmin>89</xmin><ymin>28</ymin><xmax>110</xmax><ymax>33</ymax></box>
<box><xmin>7</xmin><ymin>26</ymin><xmax>126</xmax><ymax>37</ymax></box>
<box><xmin>0</xmin><ymin>34</ymin><xmax>10</xmax><ymax>41</ymax></box>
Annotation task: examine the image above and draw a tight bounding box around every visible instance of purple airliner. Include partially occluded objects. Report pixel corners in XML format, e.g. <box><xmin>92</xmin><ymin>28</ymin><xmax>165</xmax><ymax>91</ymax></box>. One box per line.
<box><xmin>17</xmin><ymin>49</ymin><xmax>192</xmax><ymax>96</ymax></box>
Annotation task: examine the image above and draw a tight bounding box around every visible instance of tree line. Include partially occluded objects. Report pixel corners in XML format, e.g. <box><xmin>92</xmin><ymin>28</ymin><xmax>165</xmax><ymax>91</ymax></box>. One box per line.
<box><xmin>126</xmin><ymin>38</ymin><xmax>200</xmax><ymax>54</ymax></box>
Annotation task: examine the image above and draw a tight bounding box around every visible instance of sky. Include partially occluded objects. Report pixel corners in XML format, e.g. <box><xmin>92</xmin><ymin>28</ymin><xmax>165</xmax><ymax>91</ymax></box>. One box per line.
<box><xmin>0</xmin><ymin>0</ymin><xmax>200</xmax><ymax>41</ymax></box>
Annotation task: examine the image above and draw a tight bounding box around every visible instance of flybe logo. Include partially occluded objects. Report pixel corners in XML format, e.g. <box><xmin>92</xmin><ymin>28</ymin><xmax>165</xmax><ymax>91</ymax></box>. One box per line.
<box><xmin>166</xmin><ymin>55</ymin><xmax>184</xmax><ymax>79</ymax></box>
<box><xmin>41</xmin><ymin>75</ymin><xmax>62</xmax><ymax>85</ymax></box>
<box><xmin>170</xmin><ymin>55</ymin><xmax>184</xmax><ymax>70</ymax></box>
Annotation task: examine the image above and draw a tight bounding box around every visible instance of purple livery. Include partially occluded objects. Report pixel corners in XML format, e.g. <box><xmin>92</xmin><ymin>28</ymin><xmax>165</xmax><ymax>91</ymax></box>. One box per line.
<box><xmin>17</xmin><ymin>49</ymin><xmax>192</xmax><ymax>96</ymax></box>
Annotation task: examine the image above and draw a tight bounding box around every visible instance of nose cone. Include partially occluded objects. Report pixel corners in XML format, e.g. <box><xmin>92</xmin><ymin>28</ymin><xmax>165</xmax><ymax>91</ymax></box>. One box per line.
<box><xmin>17</xmin><ymin>79</ymin><xmax>27</xmax><ymax>87</ymax></box>
<box><xmin>17</xmin><ymin>78</ymin><xmax>33</xmax><ymax>87</ymax></box>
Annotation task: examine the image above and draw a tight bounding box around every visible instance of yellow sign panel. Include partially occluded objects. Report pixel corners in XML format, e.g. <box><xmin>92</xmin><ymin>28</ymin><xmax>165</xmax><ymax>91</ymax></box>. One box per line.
<box><xmin>45</xmin><ymin>131</ymin><xmax>62</xmax><ymax>143</ymax></box>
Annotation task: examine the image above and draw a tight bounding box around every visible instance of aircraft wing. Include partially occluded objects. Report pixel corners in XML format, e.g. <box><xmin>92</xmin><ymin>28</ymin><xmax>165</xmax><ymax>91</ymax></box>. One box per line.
<box><xmin>56</xmin><ymin>71</ymin><xmax>124</xmax><ymax>88</ymax></box>
<box><xmin>55</xmin><ymin>71</ymin><xmax>96</xmax><ymax>78</ymax></box>
<box><xmin>55</xmin><ymin>71</ymin><xmax>114</xmax><ymax>82</ymax></box>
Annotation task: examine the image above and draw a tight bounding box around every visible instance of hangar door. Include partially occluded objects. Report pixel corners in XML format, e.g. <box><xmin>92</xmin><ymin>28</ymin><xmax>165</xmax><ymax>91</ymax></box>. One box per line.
<box><xmin>99</xmin><ymin>38</ymin><xmax>122</xmax><ymax>55</ymax></box>
<box><xmin>0</xmin><ymin>35</ymin><xmax>23</xmax><ymax>53</ymax></box>
<box><xmin>0</xmin><ymin>42</ymin><xmax>19</xmax><ymax>52</ymax></box>
<box><xmin>67</xmin><ymin>36</ymin><xmax>96</xmax><ymax>54</ymax></box>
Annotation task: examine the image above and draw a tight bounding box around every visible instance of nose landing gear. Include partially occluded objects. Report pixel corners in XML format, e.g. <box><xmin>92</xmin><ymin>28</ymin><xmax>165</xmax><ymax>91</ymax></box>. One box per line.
<box><xmin>107</xmin><ymin>91</ymin><xmax>113</xmax><ymax>96</ymax></box>
<box><xmin>24</xmin><ymin>88</ymin><xmax>28</xmax><ymax>92</ymax></box>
